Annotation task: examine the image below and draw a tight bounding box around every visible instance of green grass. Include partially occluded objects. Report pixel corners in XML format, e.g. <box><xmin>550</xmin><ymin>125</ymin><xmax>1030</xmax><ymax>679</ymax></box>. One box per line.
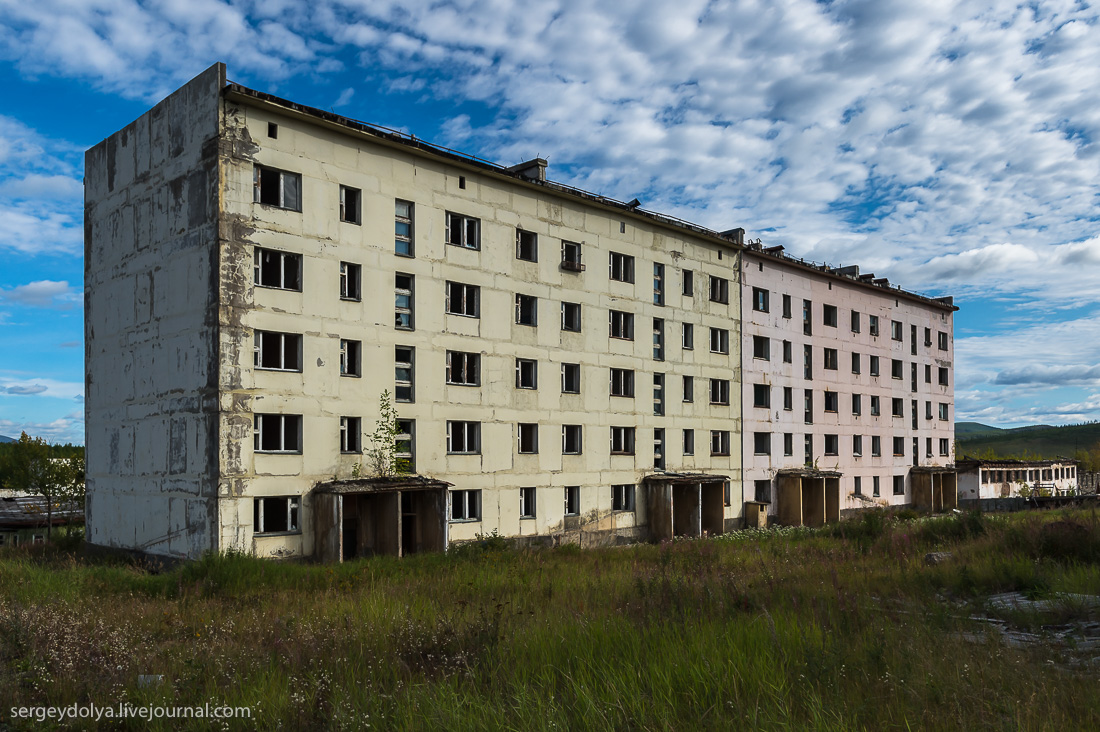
<box><xmin>3</xmin><ymin>510</ymin><xmax>1100</xmax><ymax>730</ymax></box>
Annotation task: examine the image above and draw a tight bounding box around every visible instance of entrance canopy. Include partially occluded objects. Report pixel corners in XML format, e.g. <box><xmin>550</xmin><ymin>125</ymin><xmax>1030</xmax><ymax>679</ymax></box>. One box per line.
<box><xmin>643</xmin><ymin>472</ymin><xmax>730</xmax><ymax>541</ymax></box>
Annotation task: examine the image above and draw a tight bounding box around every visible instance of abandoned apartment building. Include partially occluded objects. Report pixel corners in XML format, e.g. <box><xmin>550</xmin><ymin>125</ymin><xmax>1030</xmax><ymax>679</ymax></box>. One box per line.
<box><xmin>956</xmin><ymin>459</ymin><xmax>1080</xmax><ymax>500</ymax></box>
<box><xmin>83</xmin><ymin>63</ymin><xmax>957</xmax><ymax>562</ymax></box>
<box><xmin>740</xmin><ymin>246</ymin><xmax>959</xmax><ymax>527</ymax></box>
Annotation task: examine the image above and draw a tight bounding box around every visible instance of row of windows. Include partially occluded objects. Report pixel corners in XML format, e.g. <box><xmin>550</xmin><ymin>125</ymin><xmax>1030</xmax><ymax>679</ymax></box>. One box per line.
<box><xmin>257</xmin><ymin>249</ymin><xmax>733</xmax><ymax>360</ymax></box>
<box><xmin>750</xmin><ymin>336</ymin><xmax>950</xmax><ymax>387</ymax></box>
<box><xmin>254</xmin><ymin>164</ymin><xmax>733</xmax><ymax>299</ymax></box>
<box><xmin>253</xmin><ymin>483</ymin><xmax>638</xmax><ymax>534</ymax></box>
<box><xmin>750</xmin><ymin>286</ymin><xmax>949</xmax><ymax>352</ymax></box>
<box><xmin>751</xmin><ymin>384</ymin><xmax>951</xmax><ymax>422</ymax></box>
<box><xmin>252</xmin><ymin>413</ymin><xmax>735</xmax><ymax>460</ymax></box>
<box><xmin>751</xmin><ymin>432</ymin><xmax>951</xmax><ymax>459</ymax></box>
<box><xmin>981</xmin><ymin>467</ymin><xmax>1077</xmax><ymax>483</ymax></box>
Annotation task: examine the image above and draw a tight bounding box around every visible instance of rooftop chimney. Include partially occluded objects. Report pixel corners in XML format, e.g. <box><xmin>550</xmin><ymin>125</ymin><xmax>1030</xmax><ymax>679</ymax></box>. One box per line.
<box><xmin>721</xmin><ymin>228</ymin><xmax>745</xmax><ymax>246</ymax></box>
<box><xmin>507</xmin><ymin>158</ymin><xmax>548</xmax><ymax>182</ymax></box>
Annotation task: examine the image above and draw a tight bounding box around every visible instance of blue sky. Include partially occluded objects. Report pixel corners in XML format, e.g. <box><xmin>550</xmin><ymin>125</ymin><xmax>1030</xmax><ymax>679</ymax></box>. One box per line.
<box><xmin>1</xmin><ymin>0</ymin><xmax>1099</xmax><ymax>445</ymax></box>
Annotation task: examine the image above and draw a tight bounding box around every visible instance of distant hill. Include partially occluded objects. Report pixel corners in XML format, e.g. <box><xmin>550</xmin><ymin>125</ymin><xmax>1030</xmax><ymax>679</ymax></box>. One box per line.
<box><xmin>957</xmin><ymin>421</ymin><xmax>1100</xmax><ymax>464</ymax></box>
<box><xmin>0</xmin><ymin>435</ymin><xmax>14</xmax><ymax>444</ymax></box>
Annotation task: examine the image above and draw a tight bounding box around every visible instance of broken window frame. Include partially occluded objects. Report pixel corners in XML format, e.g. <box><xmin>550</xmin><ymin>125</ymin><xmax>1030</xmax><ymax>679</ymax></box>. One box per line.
<box><xmin>254</xmin><ymin>496</ymin><xmax>301</xmax><ymax>535</ymax></box>
<box><xmin>938</xmin><ymin>331</ymin><xmax>949</xmax><ymax>351</ymax></box>
<box><xmin>851</xmin><ymin>311</ymin><xmax>860</xmax><ymax>333</ymax></box>
<box><xmin>445</xmin><ymin>211</ymin><xmax>481</xmax><ymax>250</ymax></box>
<box><xmin>752</xmin><ymin>287</ymin><xmax>769</xmax><ymax>313</ymax></box>
<box><xmin>253</xmin><ymin>414</ymin><xmax>303</xmax><ymax>454</ymax></box>
<box><xmin>683</xmin><ymin>375</ymin><xmax>694</xmax><ymax>403</ymax></box>
<box><xmin>893</xmin><ymin>437</ymin><xmax>905</xmax><ymax>457</ymax></box>
<box><xmin>893</xmin><ymin>475</ymin><xmax>905</xmax><ymax>496</ymax></box>
<box><xmin>783</xmin><ymin>340</ymin><xmax>792</xmax><ymax>363</ymax></box>
<box><xmin>653</xmin><ymin>373</ymin><xmax>665</xmax><ymax>416</ymax></box>
<box><xmin>753</xmin><ymin>383</ymin><xmax>770</xmax><ymax>408</ymax></box>
<box><xmin>824</xmin><ymin>390</ymin><xmax>838</xmax><ymax>413</ymax></box>
<box><xmin>891</xmin><ymin>320</ymin><xmax>903</xmax><ymax>341</ymax></box>
<box><xmin>712</xmin><ymin>328</ymin><xmax>731</xmax><ymax>355</ymax></box>
<box><xmin>851</xmin><ymin>352</ymin><xmax>861</xmax><ymax>374</ymax></box>
<box><xmin>340</xmin><ymin>416</ymin><xmax>362</xmax><ymax>454</ymax></box>
<box><xmin>653</xmin><ymin>318</ymin><xmax>665</xmax><ymax>361</ymax></box>
<box><xmin>340</xmin><ymin>339</ymin><xmax>362</xmax><ymax>377</ymax></box>
<box><xmin>395</xmin><ymin>200</ymin><xmax>414</xmax><ymax>257</ymax></box>
<box><xmin>561</xmin><ymin>363</ymin><xmax>581</xmax><ymax>394</ymax></box>
<box><xmin>561</xmin><ymin>301</ymin><xmax>582</xmax><ymax>332</ymax></box>
<box><xmin>562</xmin><ymin>424</ymin><xmax>583</xmax><ymax>454</ymax></box>
<box><xmin>517</xmin><ymin>423</ymin><xmax>539</xmax><ymax>454</ymax></box>
<box><xmin>515</xmin><ymin>294</ymin><xmax>538</xmax><ymax>326</ymax></box>
<box><xmin>872</xmin><ymin>436</ymin><xmax>881</xmax><ymax>457</ymax></box>
<box><xmin>891</xmin><ymin>359</ymin><xmax>904</xmax><ymax>379</ymax></box>
<box><xmin>938</xmin><ymin>367</ymin><xmax>949</xmax><ymax>386</ymax></box>
<box><xmin>783</xmin><ymin>433</ymin><xmax>794</xmax><ymax>456</ymax></box>
<box><xmin>445</xmin><ymin>281</ymin><xmax>480</xmax><ymax>318</ymax></box>
<box><xmin>610</xmin><ymin>426</ymin><xmax>636</xmax><ymax>455</ymax></box>
<box><xmin>450</xmin><ymin>489</ymin><xmax>481</xmax><ymax>521</ymax></box>
<box><xmin>653</xmin><ymin>428</ymin><xmax>665</xmax><ymax>469</ymax></box>
<box><xmin>610</xmin><ymin>368</ymin><xmax>635</xmax><ymax>398</ymax></box>
<box><xmin>712</xmin><ymin>430</ymin><xmax>733</xmax><ymax>456</ymax></box>
<box><xmin>446</xmin><ymin>351</ymin><xmax>481</xmax><ymax>386</ymax></box>
<box><xmin>823</xmin><ymin>348</ymin><xmax>838</xmax><ymax>370</ymax></box>
<box><xmin>750</xmin><ymin>334</ymin><xmax>767</xmax><ymax>360</ymax></box>
<box><xmin>939</xmin><ymin>402</ymin><xmax>949</xmax><ymax>421</ymax></box>
<box><xmin>253</xmin><ymin>247</ymin><xmax>302</xmax><ymax>291</ymax></box>
<box><xmin>446</xmin><ymin>421</ymin><xmax>481</xmax><ymax>454</ymax></box>
<box><xmin>520</xmin><ymin>487</ymin><xmax>536</xmax><ymax>518</ymax></box>
<box><xmin>561</xmin><ymin>240</ymin><xmax>584</xmax><ymax>271</ymax></box>
<box><xmin>868</xmin><ymin>315</ymin><xmax>880</xmax><ymax>337</ymax></box>
<box><xmin>609</xmin><ymin>310</ymin><xmax>634</xmax><ymax>340</ymax></box>
<box><xmin>683</xmin><ymin>429</ymin><xmax>695</xmax><ymax>456</ymax></box>
<box><xmin>710</xmin><ymin>379</ymin><xmax>731</xmax><ymax>406</ymax></box>
<box><xmin>824</xmin><ymin>434</ymin><xmax>839</xmax><ymax>456</ymax></box>
<box><xmin>852</xmin><ymin>393</ymin><xmax>862</xmax><ymax>415</ymax></box>
<box><xmin>783</xmin><ymin>386</ymin><xmax>793</xmax><ymax>411</ymax></box>
<box><xmin>339</xmin><ymin>185</ymin><xmax>362</xmax><ymax>225</ymax></box>
<box><xmin>609</xmin><ymin>251</ymin><xmax>635</xmax><ymax>283</ymax></box>
<box><xmin>782</xmin><ymin>294</ymin><xmax>792</xmax><ymax>319</ymax></box>
<box><xmin>652</xmin><ymin>263</ymin><xmax>665</xmax><ymax>306</ymax></box>
<box><xmin>682</xmin><ymin>322</ymin><xmax>694</xmax><ymax>350</ymax></box>
<box><xmin>395</xmin><ymin>346</ymin><xmax>414</xmax><ymax>402</ymax></box>
<box><xmin>892</xmin><ymin>398</ymin><xmax>904</xmax><ymax>417</ymax></box>
<box><xmin>395</xmin><ymin>273</ymin><xmax>414</xmax><ymax>330</ymax></box>
<box><xmin>823</xmin><ymin>304</ymin><xmax>838</xmax><ymax>327</ymax></box>
<box><xmin>253</xmin><ymin>330</ymin><xmax>302</xmax><ymax>372</ymax></box>
<box><xmin>396</xmin><ymin>420</ymin><xmax>415</xmax><ymax>472</ymax></box>
<box><xmin>564</xmin><ymin>486</ymin><xmax>580</xmax><ymax>516</ymax></box>
<box><xmin>515</xmin><ymin>358</ymin><xmax>538</xmax><ymax>390</ymax></box>
<box><xmin>253</xmin><ymin>164</ymin><xmax>302</xmax><ymax>211</ymax></box>
<box><xmin>340</xmin><ymin>261</ymin><xmax>362</xmax><ymax>301</ymax></box>
<box><xmin>682</xmin><ymin>270</ymin><xmax>694</xmax><ymax>297</ymax></box>
<box><xmin>939</xmin><ymin>438</ymin><xmax>950</xmax><ymax>456</ymax></box>
<box><xmin>709</xmin><ymin>276</ymin><xmax>729</xmax><ymax>304</ymax></box>
<box><xmin>611</xmin><ymin>484</ymin><xmax>635</xmax><ymax>512</ymax></box>
<box><xmin>516</xmin><ymin>229</ymin><xmax>538</xmax><ymax>262</ymax></box>
<box><xmin>870</xmin><ymin>395</ymin><xmax>881</xmax><ymax>416</ymax></box>
<box><xmin>853</xmin><ymin>435</ymin><xmax>863</xmax><ymax>457</ymax></box>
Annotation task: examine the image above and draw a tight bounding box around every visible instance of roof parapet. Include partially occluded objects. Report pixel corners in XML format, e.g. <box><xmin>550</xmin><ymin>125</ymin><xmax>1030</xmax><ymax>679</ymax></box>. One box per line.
<box><xmin>720</xmin><ymin>227</ymin><xmax>745</xmax><ymax>245</ymax></box>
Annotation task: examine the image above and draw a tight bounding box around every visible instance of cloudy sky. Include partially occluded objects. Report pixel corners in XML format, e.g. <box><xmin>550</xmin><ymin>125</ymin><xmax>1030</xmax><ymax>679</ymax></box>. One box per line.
<box><xmin>1</xmin><ymin>0</ymin><xmax>1098</xmax><ymax>444</ymax></box>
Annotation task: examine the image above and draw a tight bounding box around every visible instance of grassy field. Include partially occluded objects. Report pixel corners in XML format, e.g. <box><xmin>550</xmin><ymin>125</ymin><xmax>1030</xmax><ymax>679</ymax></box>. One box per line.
<box><xmin>2</xmin><ymin>510</ymin><xmax>1100</xmax><ymax>730</ymax></box>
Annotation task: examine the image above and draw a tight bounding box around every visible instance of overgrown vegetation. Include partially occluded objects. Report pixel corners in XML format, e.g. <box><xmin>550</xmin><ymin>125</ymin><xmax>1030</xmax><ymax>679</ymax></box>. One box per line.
<box><xmin>956</xmin><ymin>420</ymin><xmax>1100</xmax><ymax>470</ymax></box>
<box><xmin>2</xmin><ymin>509</ymin><xmax>1100</xmax><ymax>730</ymax></box>
<box><xmin>0</xmin><ymin>432</ymin><xmax>85</xmax><ymax>537</ymax></box>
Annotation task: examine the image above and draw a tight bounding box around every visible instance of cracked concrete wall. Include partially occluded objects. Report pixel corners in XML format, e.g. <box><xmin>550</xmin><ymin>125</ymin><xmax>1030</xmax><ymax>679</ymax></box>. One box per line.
<box><xmin>217</xmin><ymin>98</ymin><xmax>743</xmax><ymax>557</ymax></box>
<box><xmin>740</xmin><ymin>251</ymin><xmax>955</xmax><ymax>513</ymax></box>
<box><xmin>85</xmin><ymin>64</ymin><xmax>226</xmax><ymax>559</ymax></box>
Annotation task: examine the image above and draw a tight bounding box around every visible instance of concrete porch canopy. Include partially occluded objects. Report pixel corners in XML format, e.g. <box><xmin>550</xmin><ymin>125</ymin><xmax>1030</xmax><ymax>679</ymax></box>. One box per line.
<box><xmin>776</xmin><ymin>468</ymin><xmax>842</xmax><ymax>527</ymax></box>
<box><xmin>643</xmin><ymin>472</ymin><xmax>729</xmax><ymax>541</ymax></box>
<box><xmin>312</xmin><ymin>475</ymin><xmax>453</xmax><ymax>562</ymax></box>
<box><xmin>910</xmin><ymin>466</ymin><xmax>958</xmax><ymax>512</ymax></box>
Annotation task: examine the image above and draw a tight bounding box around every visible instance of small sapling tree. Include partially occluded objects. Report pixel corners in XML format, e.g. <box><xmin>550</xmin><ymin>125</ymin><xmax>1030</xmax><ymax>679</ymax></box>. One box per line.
<box><xmin>365</xmin><ymin>390</ymin><xmax>410</xmax><ymax>478</ymax></box>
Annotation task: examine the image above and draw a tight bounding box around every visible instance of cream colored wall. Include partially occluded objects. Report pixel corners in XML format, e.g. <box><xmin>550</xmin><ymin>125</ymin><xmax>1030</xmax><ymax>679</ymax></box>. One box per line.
<box><xmin>218</xmin><ymin>99</ymin><xmax>743</xmax><ymax>554</ymax></box>
<box><xmin>740</xmin><ymin>251</ymin><xmax>955</xmax><ymax>511</ymax></box>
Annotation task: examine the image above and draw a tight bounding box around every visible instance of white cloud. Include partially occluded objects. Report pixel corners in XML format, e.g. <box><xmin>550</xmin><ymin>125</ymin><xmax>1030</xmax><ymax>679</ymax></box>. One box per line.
<box><xmin>0</xmin><ymin>376</ymin><xmax>84</xmax><ymax>401</ymax></box>
<box><xmin>0</xmin><ymin>280</ymin><xmax>81</xmax><ymax>308</ymax></box>
<box><xmin>0</xmin><ymin>416</ymin><xmax>83</xmax><ymax>445</ymax></box>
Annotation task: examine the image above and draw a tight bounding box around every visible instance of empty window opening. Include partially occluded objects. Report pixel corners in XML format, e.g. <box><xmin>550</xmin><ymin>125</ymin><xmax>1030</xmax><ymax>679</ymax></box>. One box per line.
<box><xmin>563</xmin><ymin>425</ymin><xmax>583</xmax><ymax>454</ymax></box>
<box><xmin>712</xmin><ymin>430</ymin><xmax>732</xmax><ymax>456</ymax></box>
<box><xmin>520</xmin><ymin>487</ymin><xmax>536</xmax><ymax>518</ymax></box>
<box><xmin>446</xmin><ymin>281</ymin><xmax>480</xmax><ymax>317</ymax></box>
<box><xmin>565</xmin><ymin>486</ymin><xmax>580</xmax><ymax>516</ymax></box>
<box><xmin>451</xmin><ymin>489</ymin><xmax>480</xmax><ymax>521</ymax></box>
<box><xmin>395</xmin><ymin>274</ymin><xmax>414</xmax><ymax>330</ymax></box>
<box><xmin>653</xmin><ymin>318</ymin><xmax>665</xmax><ymax>360</ymax></box>
<box><xmin>609</xmin><ymin>310</ymin><xmax>634</xmax><ymax>340</ymax></box>
<box><xmin>709</xmin><ymin>276</ymin><xmax>729</xmax><ymax>304</ymax></box>
<box><xmin>653</xmin><ymin>263</ymin><xmax>665</xmax><ymax>305</ymax></box>
<box><xmin>823</xmin><ymin>304</ymin><xmax>837</xmax><ymax>327</ymax></box>
<box><xmin>682</xmin><ymin>323</ymin><xmax>694</xmax><ymax>350</ymax></box>
<box><xmin>254</xmin><ymin>165</ymin><xmax>301</xmax><ymax>211</ymax></box>
<box><xmin>340</xmin><ymin>261</ymin><xmax>362</xmax><ymax>301</ymax></box>
<box><xmin>340</xmin><ymin>185</ymin><xmax>361</xmax><ymax>224</ymax></box>
<box><xmin>254</xmin><ymin>247</ymin><xmax>302</xmax><ymax>290</ymax></box>
<box><xmin>518</xmin><ymin>423</ymin><xmax>539</xmax><ymax>454</ymax></box>
<box><xmin>254</xmin><ymin>414</ymin><xmax>302</xmax><ymax>453</ymax></box>
<box><xmin>653</xmin><ymin>373</ymin><xmax>665</xmax><ymax>416</ymax></box>
<box><xmin>267</xmin><ymin>122</ymin><xmax>278</xmax><ymax>139</ymax></box>
<box><xmin>612</xmin><ymin>484</ymin><xmax>635</xmax><ymax>511</ymax></box>
<box><xmin>611</xmin><ymin>426</ymin><xmax>635</xmax><ymax>455</ymax></box>
<box><xmin>516</xmin><ymin>358</ymin><xmax>538</xmax><ymax>389</ymax></box>
<box><xmin>515</xmin><ymin>294</ymin><xmax>538</xmax><ymax>326</ymax></box>
<box><xmin>609</xmin><ymin>252</ymin><xmax>635</xmax><ymax>282</ymax></box>
<box><xmin>752</xmin><ymin>432</ymin><xmax>769</xmax><ymax>456</ymax></box>
<box><xmin>340</xmin><ymin>416</ymin><xmax>361</xmax><ymax>453</ymax></box>
<box><xmin>610</xmin><ymin>368</ymin><xmax>635</xmax><ymax>397</ymax></box>
<box><xmin>516</xmin><ymin>229</ymin><xmax>538</xmax><ymax>261</ymax></box>
<box><xmin>562</xmin><ymin>302</ymin><xmax>582</xmax><ymax>332</ymax></box>
<box><xmin>446</xmin><ymin>211</ymin><xmax>480</xmax><ymax>249</ymax></box>
<box><xmin>752</xmin><ymin>287</ymin><xmax>769</xmax><ymax>312</ymax></box>
<box><xmin>561</xmin><ymin>363</ymin><xmax>581</xmax><ymax>393</ymax></box>
<box><xmin>711</xmin><ymin>379</ymin><xmax>730</xmax><ymax>405</ymax></box>
<box><xmin>562</xmin><ymin>240</ymin><xmax>584</xmax><ymax>271</ymax></box>
<box><xmin>712</xmin><ymin>328</ymin><xmax>730</xmax><ymax>355</ymax></box>
<box><xmin>254</xmin><ymin>496</ymin><xmax>300</xmax><ymax>534</ymax></box>
<box><xmin>683</xmin><ymin>429</ymin><xmax>695</xmax><ymax>455</ymax></box>
<box><xmin>447</xmin><ymin>351</ymin><xmax>480</xmax><ymax>386</ymax></box>
<box><xmin>683</xmin><ymin>375</ymin><xmax>694</xmax><ymax>403</ymax></box>
<box><xmin>682</xmin><ymin>270</ymin><xmax>694</xmax><ymax>297</ymax></box>
<box><xmin>447</xmin><ymin>421</ymin><xmax>481</xmax><ymax>454</ymax></box>
<box><xmin>254</xmin><ymin>331</ymin><xmax>302</xmax><ymax>371</ymax></box>
<box><xmin>340</xmin><ymin>339</ymin><xmax>361</xmax><ymax>377</ymax></box>
<box><xmin>753</xmin><ymin>383</ymin><xmax>770</xmax><ymax>408</ymax></box>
